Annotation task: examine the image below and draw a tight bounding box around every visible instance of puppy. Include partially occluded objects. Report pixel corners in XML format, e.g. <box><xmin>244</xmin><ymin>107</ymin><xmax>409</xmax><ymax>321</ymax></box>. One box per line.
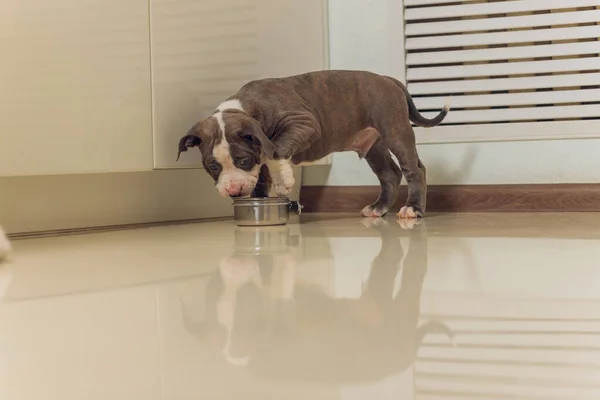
<box><xmin>177</xmin><ymin>70</ymin><xmax>448</xmax><ymax>218</ymax></box>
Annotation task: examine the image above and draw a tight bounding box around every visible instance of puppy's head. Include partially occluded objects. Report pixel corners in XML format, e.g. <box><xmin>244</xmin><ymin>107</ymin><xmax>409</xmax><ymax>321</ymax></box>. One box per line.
<box><xmin>177</xmin><ymin>105</ymin><xmax>274</xmax><ymax>198</ymax></box>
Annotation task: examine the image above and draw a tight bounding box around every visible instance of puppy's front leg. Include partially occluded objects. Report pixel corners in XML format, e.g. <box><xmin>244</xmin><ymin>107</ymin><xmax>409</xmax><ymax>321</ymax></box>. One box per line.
<box><xmin>267</xmin><ymin>119</ymin><xmax>321</xmax><ymax>197</ymax></box>
<box><xmin>266</xmin><ymin>159</ymin><xmax>295</xmax><ymax>197</ymax></box>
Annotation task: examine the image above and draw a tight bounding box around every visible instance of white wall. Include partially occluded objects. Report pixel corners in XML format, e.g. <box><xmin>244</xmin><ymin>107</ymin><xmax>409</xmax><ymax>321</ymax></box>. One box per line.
<box><xmin>303</xmin><ymin>0</ymin><xmax>600</xmax><ymax>186</ymax></box>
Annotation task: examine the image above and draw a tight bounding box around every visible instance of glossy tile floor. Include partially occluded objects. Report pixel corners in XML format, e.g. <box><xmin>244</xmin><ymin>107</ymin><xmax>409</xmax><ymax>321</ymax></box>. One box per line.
<box><xmin>2</xmin><ymin>213</ymin><xmax>600</xmax><ymax>400</ymax></box>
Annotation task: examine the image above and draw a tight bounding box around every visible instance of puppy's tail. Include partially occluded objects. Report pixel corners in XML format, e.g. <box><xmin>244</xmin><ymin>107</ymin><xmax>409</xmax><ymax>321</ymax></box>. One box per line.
<box><xmin>407</xmin><ymin>95</ymin><xmax>450</xmax><ymax>128</ymax></box>
<box><xmin>387</xmin><ymin>76</ymin><xmax>449</xmax><ymax>127</ymax></box>
<box><xmin>415</xmin><ymin>319</ymin><xmax>456</xmax><ymax>349</ymax></box>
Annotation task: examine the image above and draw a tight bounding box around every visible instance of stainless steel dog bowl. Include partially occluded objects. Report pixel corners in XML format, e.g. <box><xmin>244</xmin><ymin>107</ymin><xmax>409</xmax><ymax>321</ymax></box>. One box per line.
<box><xmin>232</xmin><ymin>197</ymin><xmax>302</xmax><ymax>226</ymax></box>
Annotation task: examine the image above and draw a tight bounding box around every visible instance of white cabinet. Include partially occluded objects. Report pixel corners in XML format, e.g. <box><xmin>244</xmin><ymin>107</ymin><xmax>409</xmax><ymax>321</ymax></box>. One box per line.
<box><xmin>0</xmin><ymin>0</ymin><xmax>153</xmax><ymax>177</ymax></box>
<box><xmin>151</xmin><ymin>0</ymin><xmax>329</xmax><ymax>169</ymax></box>
<box><xmin>0</xmin><ymin>0</ymin><xmax>328</xmax><ymax>176</ymax></box>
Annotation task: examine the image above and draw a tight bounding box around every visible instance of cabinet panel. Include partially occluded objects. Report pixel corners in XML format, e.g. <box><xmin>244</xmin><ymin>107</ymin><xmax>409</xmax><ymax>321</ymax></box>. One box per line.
<box><xmin>0</xmin><ymin>0</ymin><xmax>153</xmax><ymax>177</ymax></box>
<box><xmin>152</xmin><ymin>0</ymin><xmax>328</xmax><ymax>169</ymax></box>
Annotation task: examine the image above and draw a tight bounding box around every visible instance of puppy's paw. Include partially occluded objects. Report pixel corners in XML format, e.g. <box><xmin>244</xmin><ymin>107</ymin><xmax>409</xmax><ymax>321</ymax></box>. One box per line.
<box><xmin>274</xmin><ymin>181</ymin><xmax>294</xmax><ymax>196</ymax></box>
<box><xmin>397</xmin><ymin>218</ymin><xmax>422</xmax><ymax>230</ymax></box>
<box><xmin>397</xmin><ymin>206</ymin><xmax>423</xmax><ymax>219</ymax></box>
<box><xmin>267</xmin><ymin>159</ymin><xmax>296</xmax><ymax>197</ymax></box>
<box><xmin>274</xmin><ymin>174</ymin><xmax>295</xmax><ymax>197</ymax></box>
<box><xmin>361</xmin><ymin>205</ymin><xmax>389</xmax><ymax>218</ymax></box>
<box><xmin>361</xmin><ymin>217</ymin><xmax>389</xmax><ymax>228</ymax></box>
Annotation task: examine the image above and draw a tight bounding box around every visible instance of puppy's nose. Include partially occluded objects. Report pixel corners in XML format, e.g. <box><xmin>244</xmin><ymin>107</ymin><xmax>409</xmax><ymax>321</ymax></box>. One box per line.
<box><xmin>226</xmin><ymin>183</ymin><xmax>243</xmax><ymax>197</ymax></box>
<box><xmin>227</xmin><ymin>185</ymin><xmax>242</xmax><ymax>197</ymax></box>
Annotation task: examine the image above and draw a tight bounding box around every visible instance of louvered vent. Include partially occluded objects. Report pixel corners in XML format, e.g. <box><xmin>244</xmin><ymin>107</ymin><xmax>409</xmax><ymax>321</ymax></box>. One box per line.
<box><xmin>404</xmin><ymin>0</ymin><xmax>600</xmax><ymax>141</ymax></box>
<box><xmin>416</xmin><ymin>295</ymin><xmax>600</xmax><ymax>399</ymax></box>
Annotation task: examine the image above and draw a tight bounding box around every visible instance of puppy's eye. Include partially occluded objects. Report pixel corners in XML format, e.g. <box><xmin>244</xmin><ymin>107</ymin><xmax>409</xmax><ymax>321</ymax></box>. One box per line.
<box><xmin>239</xmin><ymin>157</ymin><xmax>250</xmax><ymax>166</ymax></box>
<box><xmin>208</xmin><ymin>162</ymin><xmax>220</xmax><ymax>171</ymax></box>
<box><xmin>243</xmin><ymin>134</ymin><xmax>254</xmax><ymax>143</ymax></box>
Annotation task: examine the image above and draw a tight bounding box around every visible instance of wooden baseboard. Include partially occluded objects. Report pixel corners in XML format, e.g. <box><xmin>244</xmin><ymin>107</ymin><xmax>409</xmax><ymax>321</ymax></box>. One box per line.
<box><xmin>6</xmin><ymin>217</ymin><xmax>232</xmax><ymax>240</ymax></box>
<box><xmin>300</xmin><ymin>184</ymin><xmax>600</xmax><ymax>213</ymax></box>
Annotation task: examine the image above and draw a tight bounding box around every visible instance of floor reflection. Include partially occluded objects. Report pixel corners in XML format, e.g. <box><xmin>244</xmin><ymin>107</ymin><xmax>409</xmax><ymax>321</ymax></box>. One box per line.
<box><xmin>182</xmin><ymin>219</ymin><xmax>454</xmax><ymax>386</ymax></box>
<box><xmin>3</xmin><ymin>214</ymin><xmax>600</xmax><ymax>399</ymax></box>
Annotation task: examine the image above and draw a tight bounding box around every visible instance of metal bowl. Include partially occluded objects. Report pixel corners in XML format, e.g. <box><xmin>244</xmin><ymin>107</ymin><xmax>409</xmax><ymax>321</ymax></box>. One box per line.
<box><xmin>232</xmin><ymin>197</ymin><xmax>302</xmax><ymax>226</ymax></box>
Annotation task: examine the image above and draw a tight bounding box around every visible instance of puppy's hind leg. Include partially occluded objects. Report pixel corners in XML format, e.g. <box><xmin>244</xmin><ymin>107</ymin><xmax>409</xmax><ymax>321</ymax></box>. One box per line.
<box><xmin>362</xmin><ymin>139</ymin><xmax>403</xmax><ymax>217</ymax></box>
<box><xmin>384</xmin><ymin>125</ymin><xmax>427</xmax><ymax>219</ymax></box>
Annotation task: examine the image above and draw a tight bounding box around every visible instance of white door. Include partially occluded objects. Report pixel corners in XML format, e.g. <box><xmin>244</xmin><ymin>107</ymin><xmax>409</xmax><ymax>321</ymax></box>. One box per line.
<box><xmin>0</xmin><ymin>0</ymin><xmax>329</xmax><ymax>233</ymax></box>
<box><xmin>0</xmin><ymin>0</ymin><xmax>331</xmax><ymax>176</ymax></box>
<box><xmin>0</xmin><ymin>0</ymin><xmax>153</xmax><ymax>177</ymax></box>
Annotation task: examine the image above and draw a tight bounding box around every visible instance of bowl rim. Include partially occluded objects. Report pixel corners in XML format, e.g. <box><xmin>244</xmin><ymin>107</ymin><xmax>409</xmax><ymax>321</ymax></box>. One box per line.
<box><xmin>232</xmin><ymin>196</ymin><xmax>290</xmax><ymax>205</ymax></box>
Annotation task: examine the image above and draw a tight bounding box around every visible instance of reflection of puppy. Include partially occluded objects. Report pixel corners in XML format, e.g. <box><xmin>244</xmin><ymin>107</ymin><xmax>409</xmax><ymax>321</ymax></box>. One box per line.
<box><xmin>182</xmin><ymin>254</ymin><xmax>285</xmax><ymax>366</ymax></box>
<box><xmin>249</xmin><ymin>224</ymin><xmax>454</xmax><ymax>382</ymax></box>
<box><xmin>0</xmin><ymin>226</ymin><xmax>10</xmax><ymax>262</ymax></box>
<box><xmin>182</xmin><ymin>224</ymin><xmax>453</xmax><ymax>382</ymax></box>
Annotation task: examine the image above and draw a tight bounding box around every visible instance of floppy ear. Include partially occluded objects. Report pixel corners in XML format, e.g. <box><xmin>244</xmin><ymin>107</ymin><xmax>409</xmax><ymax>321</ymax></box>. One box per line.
<box><xmin>241</xmin><ymin>119</ymin><xmax>275</xmax><ymax>159</ymax></box>
<box><xmin>176</xmin><ymin>134</ymin><xmax>201</xmax><ymax>161</ymax></box>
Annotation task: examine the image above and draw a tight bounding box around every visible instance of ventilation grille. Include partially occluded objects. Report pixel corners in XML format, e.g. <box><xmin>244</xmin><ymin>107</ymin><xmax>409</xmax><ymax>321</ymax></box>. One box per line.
<box><xmin>416</xmin><ymin>295</ymin><xmax>600</xmax><ymax>399</ymax></box>
<box><xmin>404</xmin><ymin>0</ymin><xmax>600</xmax><ymax>127</ymax></box>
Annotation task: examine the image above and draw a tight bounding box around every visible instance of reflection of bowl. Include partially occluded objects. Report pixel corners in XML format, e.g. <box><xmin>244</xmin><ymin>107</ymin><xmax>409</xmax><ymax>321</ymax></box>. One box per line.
<box><xmin>234</xmin><ymin>225</ymin><xmax>301</xmax><ymax>255</ymax></box>
<box><xmin>232</xmin><ymin>197</ymin><xmax>301</xmax><ymax>226</ymax></box>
